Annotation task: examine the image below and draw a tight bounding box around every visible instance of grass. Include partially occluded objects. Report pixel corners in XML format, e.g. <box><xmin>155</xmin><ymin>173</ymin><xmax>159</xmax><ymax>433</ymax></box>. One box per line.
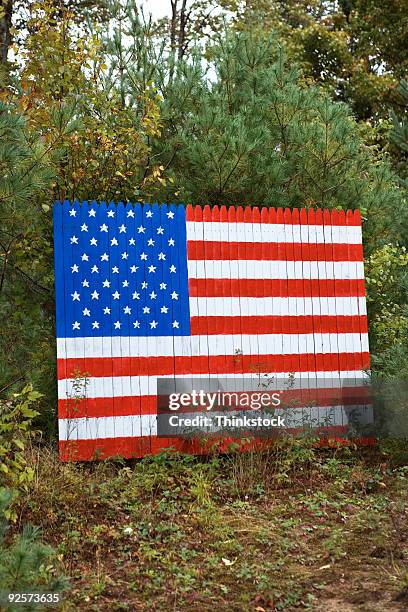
<box><xmin>9</xmin><ymin>440</ymin><xmax>408</xmax><ymax>611</ymax></box>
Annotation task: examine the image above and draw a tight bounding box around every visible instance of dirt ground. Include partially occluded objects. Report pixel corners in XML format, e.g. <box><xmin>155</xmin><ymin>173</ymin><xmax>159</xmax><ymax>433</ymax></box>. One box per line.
<box><xmin>13</xmin><ymin>442</ymin><xmax>408</xmax><ymax>611</ymax></box>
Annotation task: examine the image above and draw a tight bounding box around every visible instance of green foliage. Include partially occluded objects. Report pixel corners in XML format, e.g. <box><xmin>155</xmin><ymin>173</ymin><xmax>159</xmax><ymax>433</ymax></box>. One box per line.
<box><xmin>156</xmin><ymin>32</ymin><xmax>400</xmax><ymax>215</ymax></box>
<box><xmin>0</xmin><ymin>489</ymin><xmax>68</xmax><ymax>611</ymax></box>
<box><xmin>365</xmin><ymin>244</ymin><xmax>408</xmax><ymax>375</ymax></box>
<box><xmin>221</xmin><ymin>0</ymin><xmax>407</xmax><ymax>122</ymax></box>
<box><xmin>390</xmin><ymin>79</ymin><xmax>408</xmax><ymax>184</ymax></box>
<box><xmin>0</xmin><ymin>95</ymin><xmax>57</xmax><ymax>421</ymax></box>
<box><xmin>0</xmin><ymin>386</ymin><xmax>41</xmax><ymax>520</ymax></box>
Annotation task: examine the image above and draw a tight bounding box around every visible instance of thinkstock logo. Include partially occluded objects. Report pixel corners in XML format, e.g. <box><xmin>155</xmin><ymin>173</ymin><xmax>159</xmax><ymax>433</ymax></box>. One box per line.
<box><xmin>156</xmin><ymin>376</ymin><xmax>375</xmax><ymax>439</ymax></box>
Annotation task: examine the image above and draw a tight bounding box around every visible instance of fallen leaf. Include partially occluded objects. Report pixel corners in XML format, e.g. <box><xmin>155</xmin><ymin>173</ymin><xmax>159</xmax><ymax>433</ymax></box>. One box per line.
<box><xmin>221</xmin><ymin>558</ymin><xmax>236</xmax><ymax>566</ymax></box>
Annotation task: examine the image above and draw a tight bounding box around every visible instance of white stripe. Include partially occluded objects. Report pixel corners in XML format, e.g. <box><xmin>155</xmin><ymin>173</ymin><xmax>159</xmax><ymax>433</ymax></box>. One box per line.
<box><xmin>58</xmin><ymin>371</ymin><xmax>369</xmax><ymax>399</ymax></box>
<box><xmin>58</xmin><ymin>404</ymin><xmax>373</xmax><ymax>440</ymax></box>
<box><xmin>59</xmin><ymin>414</ymin><xmax>157</xmax><ymax>440</ymax></box>
<box><xmin>57</xmin><ymin>332</ymin><xmax>368</xmax><ymax>359</ymax></box>
<box><xmin>191</xmin><ymin>297</ymin><xmax>367</xmax><ymax>317</ymax></box>
<box><xmin>186</xmin><ymin>222</ymin><xmax>362</xmax><ymax>244</ymax></box>
<box><xmin>188</xmin><ymin>260</ymin><xmax>364</xmax><ymax>279</ymax></box>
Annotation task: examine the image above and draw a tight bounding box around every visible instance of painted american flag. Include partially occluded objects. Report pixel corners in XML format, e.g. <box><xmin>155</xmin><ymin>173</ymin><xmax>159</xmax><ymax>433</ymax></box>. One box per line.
<box><xmin>54</xmin><ymin>201</ymin><xmax>371</xmax><ymax>461</ymax></box>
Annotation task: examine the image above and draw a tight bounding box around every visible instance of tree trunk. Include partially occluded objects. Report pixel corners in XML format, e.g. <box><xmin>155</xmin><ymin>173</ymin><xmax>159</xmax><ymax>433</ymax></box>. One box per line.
<box><xmin>170</xmin><ymin>0</ymin><xmax>177</xmax><ymax>54</ymax></box>
<box><xmin>178</xmin><ymin>0</ymin><xmax>188</xmax><ymax>59</ymax></box>
<box><xmin>0</xmin><ymin>0</ymin><xmax>12</xmax><ymax>64</ymax></box>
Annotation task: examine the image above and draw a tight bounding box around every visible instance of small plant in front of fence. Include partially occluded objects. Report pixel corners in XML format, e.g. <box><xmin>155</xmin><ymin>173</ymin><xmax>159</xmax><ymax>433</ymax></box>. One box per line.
<box><xmin>0</xmin><ymin>385</ymin><xmax>41</xmax><ymax>521</ymax></box>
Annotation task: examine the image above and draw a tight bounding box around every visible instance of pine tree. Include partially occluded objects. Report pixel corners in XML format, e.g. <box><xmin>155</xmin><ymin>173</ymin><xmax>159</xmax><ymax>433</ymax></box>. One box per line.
<box><xmin>0</xmin><ymin>100</ymin><xmax>55</xmax><ymax>398</ymax></box>
<box><xmin>155</xmin><ymin>31</ymin><xmax>401</xmax><ymax>244</ymax></box>
<box><xmin>390</xmin><ymin>79</ymin><xmax>408</xmax><ymax>184</ymax></box>
<box><xmin>0</xmin><ymin>489</ymin><xmax>68</xmax><ymax>611</ymax></box>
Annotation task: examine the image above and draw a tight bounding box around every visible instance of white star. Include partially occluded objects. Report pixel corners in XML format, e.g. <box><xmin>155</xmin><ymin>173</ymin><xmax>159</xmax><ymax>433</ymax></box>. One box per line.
<box><xmin>133</xmin><ymin>320</ymin><xmax>140</xmax><ymax>328</ymax></box>
<box><xmin>132</xmin><ymin>291</ymin><xmax>140</xmax><ymax>300</ymax></box>
<box><xmin>89</xmin><ymin>209</ymin><xmax>96</xmax><ymax>217</ymax></box>
<box><xmin>127</xmin><ymin>209</ymin><xmax>135</xmax><ymax>218</ymax></box>
<box><xmin>121</xmin><ymin>252</ymin><xmax>128</xmax><ymax>260</ymax></box>
<box><xmin>168</xmin><ymin>238</ymin><xmax>175</xmax><ymax>246</ymax></box>
<box><xmin>141</xmin><ymin>281</ymin><xmax>148</xmax><ymax>289</ymax></box>
<box><xmin>101</xmin><ymin>253</ymin><xmax>109</xmax><ymax>261</ymax></box>
<box><xmin>160</xmin><ymin>282</ymin><xmax>167</xmax><ymax>290</ymax></box>
<box><xmin>71</xmin><ymin>291</ymin><xmax>80</xmax><ymax>301</ymax></box>
<box><xmin>122</xmin><ymin>280</ymin><xmax>129</xmax><ymax>287</ymax></box>
<box><xmin>103</xmin><ymin>307</ymin><xmax>111</xmax><ymax>314</ymax></box>
<box><xmin>158</xmin><ymin>252</ymin><xmax>166</xmax><ymax>260</ymax></box>
<box><xmin>169</xmin><ymin>265</ymin><xmax>176</xmax><ymax>273</ymax></box>
<box><xmin>119</xmin><ymin>224</ymin><xmax>126</xmax><ymax>233</ymax></box>
<box><xmin>90</xmin><ymin>237</ymin><xmax>97</xmax><ymax>246</ymax></box>
<box><xmin>147</xmin><ymin>238</ymin><xmax>155</xmax><ymax>247</ymax></box>
<box><xmin>92</xmin><ymin>321</ymin><xmax>100</xmax><ymax>329</ymax></box>
<box><xmin>112</xmin><ymin>266</ymin><xmax>119</xmax><ymax>274</ymax></box>
<box><xmin>69</xmin><ymin>209</ymin><xmax>76</xmax><ymax>217</ymax></box>
<box><xmin>150</xmin><ymin>320</ymin><xmax>158</xmax><ymax>329</ymax></box>
<box><xmin>81</xmin><ymin>223</ymin><xmax>88</xmax><ymax>232</ymax></box>
<box><xmin>111</xmin><ymin>237</ymin><xmax>118</xmax><ymax>246</ymax></box>
<box><xmin>83</xmin><ymin>308</ymin><xmax>90</xmax><ymax>316</ymax></box>
<box><xmin>91</xmin><ymin>265</ymin><xmax>99</xmax><ymax>273</ymax></box>
<box><xmin>161</xmin><ymin>305</ymin><xmax>168</xmax><ymax>314</ymax></box>
<box><xmin>123</xmin><ymin>306</ymin><xmax>131</xmax><ymax>314</ymax></box>
<box><xmin>146</xmin><ymin>210</ymin><xmax>153</xmax><ymax>218</ymax></box>
<box><xmin>137</xmin><ymin>225</ymin><xmax>145</xmax><ymax>233</ymax></box>
<box><xmin>129</xmin><ymin>238</ymin><xmax>136</xmax><ymax>246</ymax></box>
<box><xmin>102</xmin><ymin>279</ymin><xmax>110</xmax><ymax>288</ymax></box>
<box><xmin>148</xmin><ymin>265</ymin><xmax>156</xmax><ymax>273</ymax></box>
<box><xmin>171</xmin><ymin>291</ymin><xmax>178</xmax><ymax>300</ymax></box>
<box><xmin>70</xmin><ymin>235</ymin><xmax>78</xmax><ymax>244</ymax></box>
<box><xmin>71</xmin><ymin>264</ymin><xmax>79</xmax><ymax>273</ymax></box>
<box><xmin>81</xmin><ymin>253</ymin><xmax>89</xmax><ymax>261</ymax></box>
<box><xmin>172</xmin><ymin>320</ymin><xmax>179</xmax><ymax>328</ymax></box>
<box><xmin>143</xmin><ymin>306</ymin><xmax>150</xmax><ymax>314</ymax></box>
<box><xmin>140</xmin><ymin>252</ymin><xmax>147</xmax><ymax>260</ymax></box>
<box><xmin>167</xmin><ymin>211</ymin><xmax>175</xmax><ymax>219</ymax></box>
<box><xmin>130</xmin><ymin>265</ymin><xmax>138</xmax><ymax>273</ymax></box>
<box><xmin>82</xmin><ymin>279</ymin><xmax>89</xmax><ymax>287</ymax></box>
<box><xmin>72</xmin><ymin>321</ymin><xmax>80</xmax><ymax>329</ymax></box>
<box><xmin>114</xmin><ymin>321</ymin><xmax>121</xmax><ymax>329</ymax></box>
<box><xmin>107</xmin><ymin>210</ymin><xmax>115</xmax><ymax>217</ymax></box>
<box><xmin>112</xmin><ymin>291</ymin><xmax>120</xmax><ymax>300</ymax></box>
<box><xmin>100</xmin><ymin>224</ymin><xmax>108</xmax><ymax>232</ymax></box>
<box><xmin>149</xmin><ymin>291</ymin><xmax>157</xmax><ymax>300</ymax></box>
<box><xmin>157</xmin><ymin>226</ymin><xmax>164</xmax><ymax>235</ymax></box>
<box><xmin>91</xmin><ymin>290</ymin><xmax>99</xmax><ymax>300</ymax></box>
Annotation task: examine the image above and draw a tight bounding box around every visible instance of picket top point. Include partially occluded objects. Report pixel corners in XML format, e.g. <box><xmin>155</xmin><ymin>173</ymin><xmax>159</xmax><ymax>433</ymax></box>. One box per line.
<box><xmin>53</xmin><ymin>201</ymin><xmax>363</xmax><ymax>227</ymax></box>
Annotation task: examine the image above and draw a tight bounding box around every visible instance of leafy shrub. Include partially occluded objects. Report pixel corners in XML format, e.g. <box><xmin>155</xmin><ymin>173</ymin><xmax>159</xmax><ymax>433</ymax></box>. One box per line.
<box><xmin>0</xmin><ymin>385</ymin><xmax>41</xmax><ymax>520</ymax></box>
<box><xmin>366</xmin><ymin>243</ymin><xmax>408</xmax><ymax>363</ymax></box>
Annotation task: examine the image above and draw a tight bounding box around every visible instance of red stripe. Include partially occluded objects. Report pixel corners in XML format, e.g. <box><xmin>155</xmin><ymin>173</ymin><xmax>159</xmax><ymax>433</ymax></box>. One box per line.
<box><xmin>59</xmin><ymin>428</ymin><xmax>373</xmax><ymax>461</ymax></box>
<box><xmin>58</xmin><ymin>395</ymin><xmax>157</xmax><ymax>419</ymax></box>
<box><xmin>189</xmin><ymin>278</ymin><xmax>366</xmax><ymax>297</ymax></box>
<box><xmin>59</xmin><ymin>436</ymin><xmax>192</xmax><ymax>461</ymax></box>
<box><xmin>188</xmin><ymin>241</ymin><xmax>363</xmax><ymax>261</ymax></box>
<box><xmin>58</xmin><ymin>352</ymin><xmax>370</xmax><ymax>379</ymax></box>
<box><xmin>190</xmin><ymin>315</ymin><xmax>367</xmax><ymax>335</ymax></box>
<box><xmin>186</xmin><ymin>206</ymin><xmax>362</xmax><ymax>226</ymax></box>
<box><xmin>58</xmin><ymin>387</ymin><xmax>372</xmax><ymax>419</ymax></box>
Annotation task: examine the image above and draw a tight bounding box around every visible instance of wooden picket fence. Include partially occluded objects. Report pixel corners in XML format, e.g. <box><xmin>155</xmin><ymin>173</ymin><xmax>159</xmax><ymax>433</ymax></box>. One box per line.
<box><xmin>54</xmin><ymin>202</ymin><xmax>371</xmax><ymax>461</ymax></box>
